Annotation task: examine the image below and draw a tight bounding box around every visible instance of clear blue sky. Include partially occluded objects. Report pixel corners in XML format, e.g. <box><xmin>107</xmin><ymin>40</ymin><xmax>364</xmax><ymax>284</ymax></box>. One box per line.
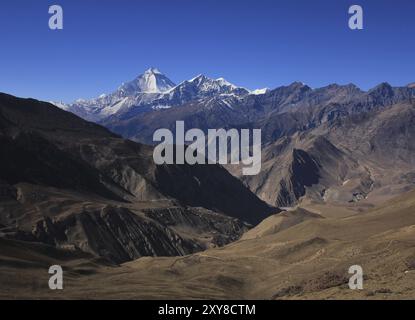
<box><xmin>0</xmin><ymin>0</ymin><xmax>414</xmax><ymax>102</ymax></box>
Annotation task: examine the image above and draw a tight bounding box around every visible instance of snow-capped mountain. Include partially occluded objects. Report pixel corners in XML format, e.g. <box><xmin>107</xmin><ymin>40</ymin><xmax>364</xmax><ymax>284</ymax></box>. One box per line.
<box><xmin>54</xmin><ymin>68</ymin><xmax>176</xmax><ymax>121</ymax></box>
<box><xmin>54</xmin><ymin>68</ymin><xmax>251</xmax><ymax>121</ymax></box>
<box><xmin>142</xmin><ymin>74</ymin><xmax>250</xmax><ymax>113</ymax></box>
<box><xmin>118</xmin><ymin>67</ymin><xmax>175</xmax><ymax>94</ymax></box>
<box><xmin>167</xmin><ymin>74</ymin><xmax>249</xmax><ymax>98</ymax></box>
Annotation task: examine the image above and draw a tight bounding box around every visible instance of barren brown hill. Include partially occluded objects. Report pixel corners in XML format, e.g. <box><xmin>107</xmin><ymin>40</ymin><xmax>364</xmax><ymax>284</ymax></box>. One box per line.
<box><xmin>0</xmin><ymin>93</ymin><xmax>275</xmax><ymax>265</ymax></box>
<box><xmin>1</xmin><ymin>188</ymin><xmax>414</xmax><ymax>299</ymax></box>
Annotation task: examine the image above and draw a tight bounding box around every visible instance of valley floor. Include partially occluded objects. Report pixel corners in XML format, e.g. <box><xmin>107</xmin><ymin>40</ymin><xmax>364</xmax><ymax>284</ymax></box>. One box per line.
<box><xmin>1</xmin><ymin>189</ymin><xmax>415</xmax><ymax>300</ymax></box>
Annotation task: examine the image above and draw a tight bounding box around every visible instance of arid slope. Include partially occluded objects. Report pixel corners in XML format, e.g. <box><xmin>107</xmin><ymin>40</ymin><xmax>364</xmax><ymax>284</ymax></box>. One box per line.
<box><xmin>1</xmin><ymin>189</ymin><xmax>414</xmax><ymax>299</ymax></box>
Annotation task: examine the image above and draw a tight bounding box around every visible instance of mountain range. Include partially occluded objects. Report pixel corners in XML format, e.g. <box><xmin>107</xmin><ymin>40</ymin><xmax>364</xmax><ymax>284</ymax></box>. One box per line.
<box><xmin>55</xmin><ymin>68</ymin><xmax>253</xmax><ymax>122</ymax></box>
<box><xmin>53</xmin><ymin>69</ymin><xmax>415</xmax><ymax>209</ymax></box>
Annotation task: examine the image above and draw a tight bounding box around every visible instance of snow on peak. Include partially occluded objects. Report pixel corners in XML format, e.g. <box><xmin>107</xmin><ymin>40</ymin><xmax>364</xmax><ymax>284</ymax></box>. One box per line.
<box><xmin>188</xmin><ymin>74</ymin><xmax>207</xmax><ymax>83</ymax></box>
<box><xmin>216</xmin><ymin>77</ymin><xmax>234</xmax><ymax>87</ymax></box>
<box><xmin>118</xmin><ymin>68</ymin><xmax>176</xmax><ymax>94</ymax></box>
<box><xmin>144</xmin><ymin>67</ymin><xmax>162</xmax><ymax>75</ymax></box>
<box><xmin>63</xmin><ymin>70</ymin><xmax>249</xmax><ymax>122</ymax></box>
<box><xmin>186</xmin><ymin>75</ymin><xmax>238</xmax><ymax>90</ymax></box>
<box><xmin>164</xmin><ymin>74</ymin><xmax>250</xmax><ymax>100</ymax></box>
<box><xmin>251</xmin><ymin>88</ymin><xmax>269</xmax><ymax>95</ymax></box>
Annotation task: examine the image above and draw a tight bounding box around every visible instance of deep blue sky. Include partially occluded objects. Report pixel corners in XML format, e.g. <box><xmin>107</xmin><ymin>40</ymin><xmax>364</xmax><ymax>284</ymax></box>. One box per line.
<box><xmin>0</xmin><ymin>0</ymin><xmax>414</xmax><ymax>102</ymax></box>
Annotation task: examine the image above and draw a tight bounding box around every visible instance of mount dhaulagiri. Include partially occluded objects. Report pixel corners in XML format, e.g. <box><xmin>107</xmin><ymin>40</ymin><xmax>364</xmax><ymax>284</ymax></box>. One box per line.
<box><xmin>55</xmin><ymin>68</ymin><xmax>251</xmax><ymax>122</ymax></box>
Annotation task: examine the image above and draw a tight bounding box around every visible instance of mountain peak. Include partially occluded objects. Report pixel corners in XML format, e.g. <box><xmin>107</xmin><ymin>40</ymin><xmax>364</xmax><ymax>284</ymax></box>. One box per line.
<box><xmin>369</xmin><ymin>82</ymin><xmax>393</xmax><ymax>95</ymax></box>
<box><xmin>117</xmin><ymin>68</ymin><xmax>175</xmax><ymax>94</ymax></box>
<box><xmin>286</xmin><ymin>82</ymin><xmax>310</xmax><ymax>90</ymax></box>
<box><xmin>144</xmin><ymin>67</ymin><xmax>162</xmax><ymax>75</ymax></box>
<box><xmin>215</xmin><ymin>77</ymin><xmax>237</xmax><ymax>88</ymax></box>
<box><xmin>187</xmin><ymin>74</ymin><xmax>240</xmax><ymax>89</ymax></box>
<box><xmin>189</xmin><ymin>74</ymin><xmax>208</xmax><ymax>82</ymax></box>
<box><xmin>371</xmin><ymin>82</ymin><xmax>392</xmax><ymax>89</ymax></box>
